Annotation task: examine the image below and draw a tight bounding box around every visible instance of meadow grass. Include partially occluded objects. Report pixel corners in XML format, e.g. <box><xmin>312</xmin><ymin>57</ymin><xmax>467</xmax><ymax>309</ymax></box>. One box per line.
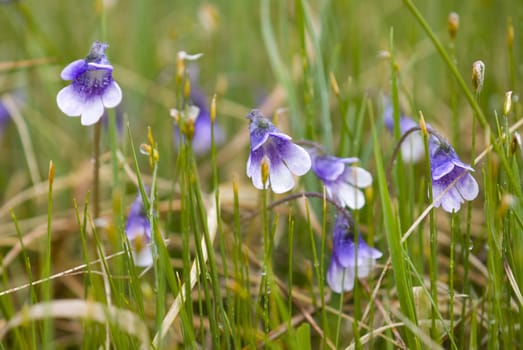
<box><xmin>0</xmin><ymin>0</ymin><xmax>523</xmax><ymax>348</ymax></box>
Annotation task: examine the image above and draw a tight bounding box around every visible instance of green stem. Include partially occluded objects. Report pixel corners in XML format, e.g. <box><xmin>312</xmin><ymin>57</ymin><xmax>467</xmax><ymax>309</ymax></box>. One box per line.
<box><xmin>93</xmin><ymin>122</ymin><xmax>101</xmax><ymax>220</ymax></box>
<box><xmin>42</xmin><ymin>161</ymin><xmax>54</xmax><ymax>349</ymax></box>
<box><xmin>421</xmin><ymin>116</ymin><xmax>439</xmax><ymax>342</ymax></box>
<box><xmin>402</xmin><ymin>0</ymin><xmax>488</xmax><ymax>129</ymax></box>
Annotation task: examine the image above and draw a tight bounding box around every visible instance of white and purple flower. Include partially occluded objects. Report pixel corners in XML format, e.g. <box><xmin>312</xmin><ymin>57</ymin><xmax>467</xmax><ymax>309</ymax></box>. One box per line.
<box><xmin>429</xmin><ymin>136</ymin><xmax>479</xmax><ymax>213</ymax></box>
<box><xmin>57</xmin><ymin>41</ymin><xmax>122</xmax><ymax>126</ymax></box>
<box><xmin>125</xmin><ymin>195</ymin><xmax>153</xmax><ymax>267</ymax></box>
<box><xmin>246</xmin><ymin>109</ymin><xmax>311</xmax><ymax>193</ymax></box>
<box><xmin>327</xmin><ymin>214</ymin><xmax>382</xmax><ymax>293</ymax></box>
<box><xmin>310</xmin><ymin>151</ymin><xmax>372</xmax><ymax>210</ymax></box>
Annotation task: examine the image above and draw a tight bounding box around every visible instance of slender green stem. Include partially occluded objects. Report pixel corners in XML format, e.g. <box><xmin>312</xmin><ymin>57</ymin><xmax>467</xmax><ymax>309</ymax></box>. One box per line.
<box><xmin>449</xmin><ymin>212</ymin><xmax>456</xmax><ymax>338</ymax></box>
<box><xmin>402</xmin><ymin>0</ymin><xmax>488</xmax><ymax>129</ymax></box>
<box><xmin>420</xmin><ymin>114</ymin><xmax>439</xmax><ymax>342</ymax></box>
<box><xmin>42</xmin><ymin>161</ymin><xmax>54</xmax><ymax>349</ymax></box>
<box><xmin>93</xmin><ymin>122</ymin><xmax>101</xmax><ymax>220</ymax></box>
<box><xmin>210</xmin><ymin>98</ymin><xmax>233</xmax><ymax>348</ymax></box>
<box><xmin>11</xmin><ymin>210</ymin><xmax>37</xmax><ymax>348</ymax></box>
<box><xmin>262</xmin><ymin>185</ymin><xmax>271</xmax><ymax>342</ymax></box>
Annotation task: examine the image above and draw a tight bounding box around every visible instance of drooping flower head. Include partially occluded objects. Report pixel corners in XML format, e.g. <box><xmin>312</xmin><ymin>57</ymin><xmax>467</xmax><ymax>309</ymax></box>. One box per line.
<box><xmin>125</xmin><ymin>195</ymin><xmax>153</xmax><ymax>267</ymax></box>
<box><xmin>172</xmin><ymin>85</ymin><xmax>225</xmax><ymax>155</ymax></box>
<box><xmin>57</xmin><ymin>41</ymin><xmax>122</xmax><ymax>126</ymax></box>
<box><xmin>429</xmin><ymin>135</ymin><xmax>479</xmax><ymax>213</ymax></box>
<box><xmin>246</xmin><ymin>109</ymin><xmax>311</xmax><ymax>193</ymax></box>
<box><xmin>327</xmin><ymin>214</ymin><xmax>382</xmax><ymax>293</ymax></box>
<box><xmin>309</xmin><ymin>150</ymin><xmax>372</xmax><ymax>210</ymax></box>
<box><xmin>383</xmin><ymin>99</ymin><xmax>424</xmax><ymax>163</ymax></box>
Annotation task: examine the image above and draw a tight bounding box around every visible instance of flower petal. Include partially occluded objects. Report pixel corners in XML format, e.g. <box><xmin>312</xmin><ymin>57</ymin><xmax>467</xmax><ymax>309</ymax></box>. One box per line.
<box><xmin>456</xmin><ymin>173</ymin><xmax>479</xmax><ymax>201</ymax></box>
<box><xmin>246</xmin><ymin>151</ymin><xmax>264</xmax><ymax>190</ymax></box>
<box><xmin>433</xmin><ymin>180</ymin><xmax>463</xmax><ymax>213</ymax></box>
<box><xmin>80</xmin><ymin>98</ymin><xmax>104</xmax><ymax>126</ymax></box>
<box><xmin>327</xmin><ymin>259</ymin><xmax>355</xmax><ymax>293</ymax></box>
<box><xmin>102</xmin><ymin>82</ymin><xmax>122</xmax><ymax>108</ymax></box>
<box><xmin>312</xmin><ymin>155</ymin><xmax>345</xmax><ymax>182</ymax></box>
<box><xmin>268</xmin><ymin>156</ymin><xmax>295</xmax><ymax>193</ymax></box>
<box><xmin>87</xmin><ymin>62</ymin><xmax>113</xmax><ymax>71</ymax></box>
<box><xmin>401</xmin><ymin>132</ymin><xmax>424</xmax><ymax>163</ymax></box>
<box><xmin>250</xmin><ymin>127</ymin><xmax>271</xmax><ymax>151</ymax></box>
<box><xmin>344</xmin><ymin>166</ymin><xmax>373</xmax><ymax>188</ymax></box>
<box><xmin>356</xmin><ymin>258</ymin><xmax>376</xmax><ymax>279</ymax></box>
<box><xmin>281</xmin><ymin>143</ymin><xmax>311</xmax><ymax>176</ymax></box>
<box><xmin>57</xmin><ymin>85</ymin><xmax>84</xmax><ymax>117</ymax></box>
<box><xmin>334</xmin><ymin>239</ymin><xmax>355</xmax><ymax>267</ymax></box>
<box><xmin>61</xmin><ymin>59</ymin><xmax>87</xmax><ymax>80</ymax></box>
<box><xmin>337</xmin><ymin>182</ymin><xmax>366</xmax><ymax>210</ymax></box>
<box><xmin>133</xmin><ymin>245</ymin><xmax>153</xmax><ymax>267</ymax></box>
<box><xmin>432</xmin><ymin>161</ymin><xmax>455</xmax><ymax>180</ymax></box>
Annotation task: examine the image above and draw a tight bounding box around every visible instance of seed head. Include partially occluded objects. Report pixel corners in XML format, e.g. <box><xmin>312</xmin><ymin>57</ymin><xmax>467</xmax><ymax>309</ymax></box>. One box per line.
<box><xmin>448</xmin><ymin>12</ymin><xmax>459</xmax><ymax>40</ymax></box>
<box><xmin>472</xmin><ymin>60</ymin><xmax>485</xmax><ymax>94</ymax></box>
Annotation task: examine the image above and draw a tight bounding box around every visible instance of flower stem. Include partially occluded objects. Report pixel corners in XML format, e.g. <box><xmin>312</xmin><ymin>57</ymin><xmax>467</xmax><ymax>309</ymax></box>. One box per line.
<box><xmin>420</xmin><ymin>112</ymin><xmax>439</xmax><ymax>343</ymax></box>
<box><xmin>93</xmin><ymin>121</ymin><xmax>101</xmax><ymax>219</ymax></box>
<box><xmin>402</xmin><ymin>0</ymin><xmax>488</xmax><ymax>129</ymax></box>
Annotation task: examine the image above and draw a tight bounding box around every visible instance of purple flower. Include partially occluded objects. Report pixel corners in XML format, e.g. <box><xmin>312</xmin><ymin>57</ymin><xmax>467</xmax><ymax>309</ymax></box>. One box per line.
<box><xmin>173</xmin><ymin>86</ymin><xmax>225</xmax><ymax>155</ymax></box>
<box><xmin>57</xmin><ymin>41</ymin><xmax>122</xmax><ymax>126</ymax></box>
<box><xmin>429</xmin><ymin>136</ymin><xmax>479</xmax><ymax>213</ymax></box>
<box><xmin>327</xmin><ymin>214</ymin><xmax>382</xmax><ymax>293</ymax></box>
<box><xmin>310</xmin><ymin>151</ymin><xmax>372</xmax><ymax>210</ymax></box>
<box><xmin>125</xmin><ymin>195</ymin><xmax>153</xmax><ymax>267</ymax></box>
<box><xmin>246</xmin><ymin>109</ymin><xmax>311</xmax><ymax>193</ymax></box>
<box><xmin>0</xmin><ymin>90</ymin><xmax>26</xmax><ymax>136</ymax></box>
<box><xmin>327</xmin><ymin>214</ymin><xmax>383</xmax><ymax>293</ymax></box>
<box><xmin>383</xmin><ymin>99</ymin><xmax>424</xmax><ymax>163</ymax></box>
<box><xmin>0</xmin><ymin>100</ymin><xmax>9</xmax><ymax>135</ymax></box>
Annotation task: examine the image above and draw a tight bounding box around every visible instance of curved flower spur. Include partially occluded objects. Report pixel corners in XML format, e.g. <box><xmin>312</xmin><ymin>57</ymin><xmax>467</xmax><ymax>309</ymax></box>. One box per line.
<box><xmin>246</xmin><ymin>109</ymin><xmax>311</xmax><ymax>193</ymax></box>
<box><xmin>57</xmin><ymin>41</ymin><xmax>122</xmax><ymax>126</ymax></box>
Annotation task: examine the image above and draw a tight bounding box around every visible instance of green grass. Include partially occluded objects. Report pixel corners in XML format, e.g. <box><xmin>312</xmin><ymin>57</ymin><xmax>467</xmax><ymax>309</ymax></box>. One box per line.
<box><xmin>1</xmin><ymin>0</ymin><xmax>523</xmax><ymax>348</ymax></box>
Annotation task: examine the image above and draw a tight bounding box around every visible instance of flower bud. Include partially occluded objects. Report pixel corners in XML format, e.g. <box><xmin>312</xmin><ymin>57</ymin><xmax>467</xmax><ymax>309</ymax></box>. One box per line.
<box><xmin>147</xmin><ymin>126</ymin><xmax>155</xmax><ymax>147</ymax></box>
<box><xmin>329</xmin><ymin>72</ymin><xmax>340</xmax><ymax>97</ymax></box>
<box><xmin>184</xmin><ymin>119</ymin><xmax>195</xmax><ymax>141</ymax></box>
<box><xmin>448</xmin><ymin>12</ymin><xmax>459</xmax><ymax>40</ymax></box>
<box><xmin>508</xmin><ymin>18</ymin><xmax>514</xmax><ymax>49</ymax></box>
<box><xmin>511</xmin><ymin>132</ymin><xmax>522</xmax><ymax>156</ymax></box>
<box><xmin>261</xmin><ymin>156</ymin><xmax>270</xmax><ymax>188</ymax></box>
<box><xmin>48</xmin><ymin>160</ymin><xmax>55</xmax><ymax>185</ymax></box>
<box><xmin>498</xmin><ymin>193</ymin><xmax>516</xmax><ymax>218</ymax></box>
<box><xmin>170</xmin><ymin>108</ymin><xmax>181</xmax><ymax>123</ymax></box>
<box><xmin>210</xmin><ymin>94</ymin><xmax>217</xmax><ymax>123</ymax></box>
<box><xmin>184</xmin><ymin>78</ymin><xmax>191</xmax><ymax>100</ymax></box>
<box><xmin>365</xmin><ymin>186</ymin><xmax>374</xmax><ymax>204</ymax></box>
<box><xmin>419</xmin><ymin>111</ymin><xmax>429</xmax><ymax>137</ymax></box>
<box><xmin>198</xmin><ymin>3</ymin><xmax>220</xmax><ymax>34</ymax></box>
<box><xmin>232</xmin><ymin>175</ymin><xmax>239</xmax><ymax>197</ymax></box>
<box><xmin>472</xmin><ymin>60</ymin><xmax>485</xmax><ymax>94</ymax></box>
<box><xmin>503</xmin><ymin>91</ymin><xmax>513</xmax><ymax>116</ymax></box>
<box><xmin>139</xmin><ymin>143</ymin><xmax>152</xmax><ymax>156</ymax></box>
